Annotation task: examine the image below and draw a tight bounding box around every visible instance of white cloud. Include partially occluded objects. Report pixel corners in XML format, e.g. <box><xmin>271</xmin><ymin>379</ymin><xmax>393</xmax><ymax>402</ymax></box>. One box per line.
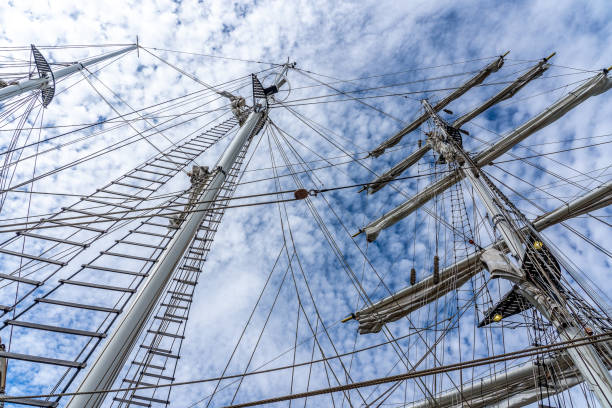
<box><xmin>0</xmin><ymin>0</ymin><xmax>610</xmax><ymax>407</ymax></box>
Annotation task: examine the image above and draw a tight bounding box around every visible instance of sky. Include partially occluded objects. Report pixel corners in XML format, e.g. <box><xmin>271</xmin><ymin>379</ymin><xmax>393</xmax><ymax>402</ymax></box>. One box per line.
<box><xmin>0</xmin><ymin>0</ymin><xmax>611</xmax><ymax>407</ymax></box>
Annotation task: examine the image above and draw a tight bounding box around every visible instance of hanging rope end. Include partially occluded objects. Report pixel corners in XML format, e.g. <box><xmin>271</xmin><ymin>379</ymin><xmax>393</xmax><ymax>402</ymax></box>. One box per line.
<box><xmin>341</xmin><ymin>313</ymin><xmax>356</xmax><ymax>323</ymax></box>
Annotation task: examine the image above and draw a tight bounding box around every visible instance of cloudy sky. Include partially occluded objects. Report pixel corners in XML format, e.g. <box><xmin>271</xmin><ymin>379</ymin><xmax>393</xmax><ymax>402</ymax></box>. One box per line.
<box><xmin>0</xmin><ymin>0</ymin><xmax>611</xmax><ymax>407</ymax></box>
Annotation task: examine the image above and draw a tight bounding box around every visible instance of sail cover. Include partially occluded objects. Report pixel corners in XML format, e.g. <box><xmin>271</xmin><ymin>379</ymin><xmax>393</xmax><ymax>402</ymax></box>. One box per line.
<box><xmin>452</xmin><ymin>56</ymin><xmax>551</xmax><ymax>128</ymax></box>
<box><xmin>355</xmin><ymin>252</ymin><xmax>482</xmax><ymax>334</ymax></box>
<box><xmin>367</xmin><ymin>145</ymin><xmax>430</xmax><ymax>194</ymax></box>
<box><xmin>363</xmin><ymin>71</ymin><xmax>612</xmax><ymax>242</ymax></box>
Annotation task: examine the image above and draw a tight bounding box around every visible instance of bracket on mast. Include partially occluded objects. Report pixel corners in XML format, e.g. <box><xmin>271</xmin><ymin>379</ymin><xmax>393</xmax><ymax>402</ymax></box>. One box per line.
<box><xmin>30</xmin><ymin>45</ymin><xmax>56</xmax><ymax>108</ymax></box>
<box><xmin>168</xmin><ymin>165</ymin><xmax>212</xmax><ymax>229</ymax></box>
<box><xmin>0</xmin><ymin>337</ymin><xmax>6</xmax><ymax>407</ymax></box>
<box><xmin>218</xmin><ymin>90</ymin><xmax>249</xmax><ymax>125</ymax></box>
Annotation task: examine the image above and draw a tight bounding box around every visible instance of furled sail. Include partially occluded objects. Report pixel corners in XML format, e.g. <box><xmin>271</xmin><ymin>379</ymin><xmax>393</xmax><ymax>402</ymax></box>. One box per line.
<box><xmin>353</xmin><ymin>180</ymin><xmax>612</xmax><ymax>335</ymax></box>
<box><xmin>368</xmin><ymin>55</ymin><xmax>506</xmax><ymax>158</ymax></box>
<box><xmin>366</xmin><ymin>145</ymin><xmax>430</xmax><ymax>194</ymax></box>
<box><xmin>363</xmin><ymin>70</ymin><xmax>612</xmax><ymax>241</ymax></box>
<box><xmin>365</xmin><ymin>55</ymin><xmax>552</xmax><ymax>195</ymax></box>
<box><xmin>454</xmin><ymin>53</ymin><xmax>554</xmax><ymax>128</ymax></box>
<box><xmin>405</xmin><ymin>353</ymin><xmax>589</xmax><ymax>408</ymax></box>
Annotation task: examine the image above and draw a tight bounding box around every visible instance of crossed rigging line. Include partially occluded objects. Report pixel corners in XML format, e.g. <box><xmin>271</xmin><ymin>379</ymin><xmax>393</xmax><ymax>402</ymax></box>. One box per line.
<box><xmin>3</xmin><ymin>136</ymin><xmax>607</xmax><ymax>234</ymax></box>
<box><xmin>0</xmin><ymin>48</ymin><xmax>277</xmax><ymax>191</ymax></box>
<box><xmin>268</xmin><ymin>123</ymin><xmax>475</xmax><ymax>405</ymax></box>
<box><xmin>3</xmin><ymin>132</ymin><xmax>608</xmax><ymax>224</ymax></box>
<box><xmin>0</xmin><ymin>45</ymin><xmax>608</xmax><ymax>408</ymax></box>
<box><xmin>4</xmin><ymin>332</ymin><xmax>610</xmax><ymax>405</ymax></box>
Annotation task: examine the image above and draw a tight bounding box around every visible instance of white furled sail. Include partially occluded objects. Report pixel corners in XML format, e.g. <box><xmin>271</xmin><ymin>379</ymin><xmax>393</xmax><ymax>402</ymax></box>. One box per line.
<box><xmin>453</xmin><ymin>53</ymin><xmax>553</xmax><ymax>128</ymax></box>
<box><xmin>363</xmin><ymin>70</ymin><xmax>612</xmax><ymax>241</ymax></box>
<box><xmin>368</xmin><ymin>55</ymin><xmax>506</xmax><ymax>158</ymax></box>
<box><xmin>365</xmin><ymin>55</ymin><xmax>553</xmax><ymax>195</ymax></box>
<box><xmin>353</xmin><ymin>180</ymin><xmax>612</xmax><ymax>334</ymax></box>
<box><xmin>366</xmin><ymin>145</ymin><xmax>430</xmax><ymax>194</ymax></box>
<box><xmin>405</xmin><ymin>353</ymin><xmax>588</xmax><ymax>408</ymax></box>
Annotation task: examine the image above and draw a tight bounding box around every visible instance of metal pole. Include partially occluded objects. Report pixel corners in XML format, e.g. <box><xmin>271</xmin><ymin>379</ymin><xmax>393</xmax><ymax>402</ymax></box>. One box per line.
<box><xmin>66</xmin><ymin>69</ymin><xmax>288</xmax><ymax>408</ymax></box>
<box><xmin>424</xmin><ymin>100</ymin><xmax>612</xmax><ymax>407</ymax></box>
<box><xmin>0</xmin><ymin>44</ymin><xmax>137</xmax><ymax>103</ymax></box>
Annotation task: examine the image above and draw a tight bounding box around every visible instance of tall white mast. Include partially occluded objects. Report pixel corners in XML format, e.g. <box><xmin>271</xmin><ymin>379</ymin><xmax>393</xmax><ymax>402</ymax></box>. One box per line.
<box><xmin>419</xmin><ymin>99</ymin><xmax>612</xmax><ymax>407</ymax></box>
<box><xmin>65</xmin><ymin>64</ymin><xmax>290</xmax><ymax>408</ymax></box>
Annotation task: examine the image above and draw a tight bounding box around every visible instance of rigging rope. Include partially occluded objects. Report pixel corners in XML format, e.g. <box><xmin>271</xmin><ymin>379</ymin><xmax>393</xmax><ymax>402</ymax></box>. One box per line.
<box><xmin>3</xmin><ymin>332</ymin><xmax>610</xmax><ymax>404</ymax></box>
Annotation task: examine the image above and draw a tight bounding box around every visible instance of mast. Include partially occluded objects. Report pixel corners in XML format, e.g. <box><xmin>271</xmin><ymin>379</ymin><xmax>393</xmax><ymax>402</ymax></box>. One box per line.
<box><xmin>417</xmin><ymin>99</ymin><xmax>612</xmax><ymax>407</ymax></box>
<box><xmin>65</xmin><ymin>64</ymin><xmax>291</xmax><ymax>408</ymax></box>
<box><xmin>363</xmin><ymin>68</ymin><xmax>612</xmax><ymax>241</ymax></box>
<box><xmin>353</xmin><ymin>179</ymin><xmax>612</xmax><ymax>335</ymax></box>
<box><xmin>0</xmin><ymin>44</ymin><xmax>137</xmax><ymax>104</ymax></box>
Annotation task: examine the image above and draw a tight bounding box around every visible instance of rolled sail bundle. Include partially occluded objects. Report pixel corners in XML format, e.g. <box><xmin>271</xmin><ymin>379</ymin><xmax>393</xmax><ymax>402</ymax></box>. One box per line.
<box><xmin>406</xmin><ymin>353</ymin><xmax>585</xmax><ymax>408</ymax></box>
<box><xmin>351</xmin><ymin>181</ymin><xmax>612</xmax><ymax>334</ymax></box>
<box><xmin>368</xmin><ymin>55</ymin><xmax>507</xmax><ymax>158</ymax></box>
<box><xmin>354</xmin><ymin>253</ymin><xmax>483</xmax><ymax>334</ymax></box>
<box><xmin>366</xmin><ymin>54</ymin><xmax>553</xmax><ymax>195</ymax></box>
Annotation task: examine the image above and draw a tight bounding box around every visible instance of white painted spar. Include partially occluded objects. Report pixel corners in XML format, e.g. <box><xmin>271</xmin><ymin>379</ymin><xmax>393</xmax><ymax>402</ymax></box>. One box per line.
<box><xmin>0</xmin><ymin>45</ymin><xmax>137</xmax><ymax>103</ymax></box>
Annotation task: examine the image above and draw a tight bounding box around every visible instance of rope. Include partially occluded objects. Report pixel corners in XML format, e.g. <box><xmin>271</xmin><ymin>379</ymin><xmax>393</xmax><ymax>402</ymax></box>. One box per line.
<box><xmin>2</xmin><ymin>332</ymin><xmax>610</xmax><ymax>404</ymax></box>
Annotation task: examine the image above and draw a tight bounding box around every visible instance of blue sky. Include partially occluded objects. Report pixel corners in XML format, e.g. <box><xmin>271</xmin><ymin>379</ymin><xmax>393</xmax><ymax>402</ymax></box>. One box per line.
<box><xmin>0</xmin><ymin>0</ymin><xmax>611</xmax><ymax>407</ymax></box>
